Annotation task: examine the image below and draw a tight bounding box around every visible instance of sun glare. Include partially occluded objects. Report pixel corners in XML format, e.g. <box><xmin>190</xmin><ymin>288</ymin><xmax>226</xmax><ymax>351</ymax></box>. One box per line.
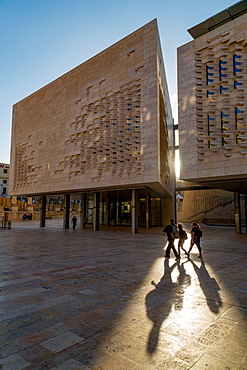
<box><xmin>175</xmin><ymin>149</ymin><xmax>180</xmax><ymax>178</ymax></box>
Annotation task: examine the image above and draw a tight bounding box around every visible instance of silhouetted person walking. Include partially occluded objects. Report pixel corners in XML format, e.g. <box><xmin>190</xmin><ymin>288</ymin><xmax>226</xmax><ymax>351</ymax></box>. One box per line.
<box><xmin>177</xmin><ymin>223</ymin><xmax>188</xmax><ymax>258</ymax></box>
<box><xmin>71</xmin><ymin>215</ymin><xmax>77</xmax><ymax>230</ymax></box>
<box><xmin>163</xmin><ymin>218</ymin><xmax>180</xmax><ymax>260</ymax></box>
<box><xmin>187</xmin><ymin>222</ymin><xmax>202</xmax><ymax>258</ymax></box>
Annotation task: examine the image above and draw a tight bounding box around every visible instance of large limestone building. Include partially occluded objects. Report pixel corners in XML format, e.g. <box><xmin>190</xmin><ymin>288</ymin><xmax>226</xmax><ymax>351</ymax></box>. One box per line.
<box><xmin>178</xmin><ymin>1</ymin><xmax>247</xmax><ymax>232</ymax></box>
<box><xmin>9</xmin><ymin>19</ymin><xmax>175</xmax><ymax>232</ymax></box>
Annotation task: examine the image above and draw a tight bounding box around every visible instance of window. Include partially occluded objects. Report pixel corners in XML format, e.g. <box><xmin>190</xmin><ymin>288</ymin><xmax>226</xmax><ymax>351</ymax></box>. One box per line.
<box><xmin>221</xmin><ymin>112</ymin><xmax>228</xmax><ymax>146</ymax></box>
<box><xmin>208</xmin><ymin>115</ymin><xmax>215</xmax><ymax>148</ymax></box>
<box><xmin>220</xmin><ymin>86</ymin><xmax>228</xmax><ymax>94</ymax></box>
<box><xmin>235</xmin><ymin>107</ymin><xmax>244</xmax><ymax>143</ymax></box>
<box><xmin>3</xmin><ymin>180</ymin><xmax>7</xmax><ymax>184</ymax></box>
<box><xmin>3</xmin><ymin>169</ymin><xmax>7</xmax><ymax>174</ymax></box>
<box><xmin>207</xmin><ymin>90</ymin><xmax>214</xmax><ymax>97</ymax></box>
<box><xmin>234</xmin><ymin>81</ymin><xmax>242</xmax><ymax>90</ymax></box>
<box><xmin>233</xmin><ymin>55</ymin><xmax>241</xmax><ymax>76</ymax></box>
<box><xmin>219</xmin><ymin>60</ymin><xmax>227</xmax><ymax>81</ymax></box>
<box><xmin>206</xmin><ymin>66</ymin><xmax>214</xmax><ymax>85</ymax></box>
<box><xmin>2</xmin><ymin>187</ymin><xmax>6</xmax><ymax>195</ymax></box>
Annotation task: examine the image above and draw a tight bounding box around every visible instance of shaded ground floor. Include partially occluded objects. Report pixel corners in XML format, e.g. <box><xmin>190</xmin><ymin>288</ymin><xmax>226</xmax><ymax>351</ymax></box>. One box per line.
<box><xmin>11</xmin><ymin>188</ymin><xmax>174</xmax><ymax>233</ymax></box>
<box><xmin>0</xmin><ymin>220</ymin><xmax>246</xmax><ymax>369</ymax></box>
<box><xmin>176</xmin><ymin>185</ymin><xmax>247</xmax><ymax>234</ymax></box>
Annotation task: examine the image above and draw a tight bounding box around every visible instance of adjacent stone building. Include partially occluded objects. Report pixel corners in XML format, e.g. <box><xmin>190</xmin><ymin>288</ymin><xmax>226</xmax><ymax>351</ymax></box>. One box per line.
<box><xmin>178</xmin><ymin>1</ymin><xmax>247</xmax><ymax>232</ymax></box>
<box><xmin>9</xmin><ymin>19</ymin><xmax>175</xmax><ymax>231</ymax></box>
<box><xmin>0</xmin><ymin>162</ymin><xmax>10</xmax><ymax>196</ymax></box>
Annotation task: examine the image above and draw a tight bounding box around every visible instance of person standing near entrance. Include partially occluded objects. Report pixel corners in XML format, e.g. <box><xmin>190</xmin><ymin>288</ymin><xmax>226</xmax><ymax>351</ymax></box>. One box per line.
<box><xmin>163</xmin><ymin>218</ymin><xmax>180</xmax><ymax>260</ymax></box>
<box><xmin>71</xmin><ymin>215</ymin><xmax>77</xmax><ymax>230</ymax></box>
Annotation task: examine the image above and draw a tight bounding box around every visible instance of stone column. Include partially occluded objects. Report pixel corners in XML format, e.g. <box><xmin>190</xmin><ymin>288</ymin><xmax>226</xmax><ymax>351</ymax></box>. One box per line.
<box><xmin>234</xmin><ymin>191</ymin><xmax>241</xmax><ymax>234</ymax></box>
<box><xmin>146</xmin><ymin>195</ymin><xmax>150</xmax><ymax>228</ymax></box>
<box><xmin>245</xmin><ymin>194</ymin><xmax>247</xmax><ymax>234</ymax></box>
<box><xmin>106</xmin><ymin>195</ymin><xmax>109</xmax><ymax>226</ymax></box>
<box><xmin>93</xmin><ymin>192</ymin><xmax>100</xmax><ymax>231</ymax></box>
<box><xmin>40</xmin><ymin>196</ymin><xmax>46</xmax><ymax>227</ymax></box>
<box><xmin>63</xmin><ymin>194</ymin><xmax>70</xmax><ymax>229</ymax></box>
<box><xmin>131</xmin><ymin>189</ymin><xmax>138</xmax><ymax>234</ymax></box>
<box><xmin>79</xmin><ymin>195</ymin><xmax>85</xmax><ymax>226</ymax></box>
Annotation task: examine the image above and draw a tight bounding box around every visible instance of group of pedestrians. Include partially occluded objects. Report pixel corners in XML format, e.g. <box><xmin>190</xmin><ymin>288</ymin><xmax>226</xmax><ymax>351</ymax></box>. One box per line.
<box><xmin>163</xmin><ymin>218</ymin><xmax>202</xmax><ymax>260</ymax></box>
<box><xmin>22</xmin><ymin>213</ymin><xmax>33</xmax><ymax>220</ymax></box>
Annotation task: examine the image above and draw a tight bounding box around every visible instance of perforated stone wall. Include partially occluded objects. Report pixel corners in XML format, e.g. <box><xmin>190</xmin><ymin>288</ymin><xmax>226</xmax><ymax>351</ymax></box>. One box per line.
<box><xmin>195</xmin><ymin>36</ymin><xmax>247</xmax><ymax>160</ymax></box>
<box><xmin>61</xmin><ymin>79</ymin><xmax>142</xmax><ymax>182</ymax></box>
<box><xmin>10</xmin><ymin>19</ymin><xmax>174</xmax><ymax>197</ymax></box>
<box><xmin>178</xmin><ymin>13</ymin><xmax>247</xmax><ymax>182</ymax></box>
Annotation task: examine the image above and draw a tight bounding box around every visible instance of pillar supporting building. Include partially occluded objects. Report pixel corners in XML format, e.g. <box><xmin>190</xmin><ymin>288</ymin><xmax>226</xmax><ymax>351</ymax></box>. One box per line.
<box><xmin>40</xmin><ymin>196</ymin><xmax>46</xmax><ymax>228</ymax></box>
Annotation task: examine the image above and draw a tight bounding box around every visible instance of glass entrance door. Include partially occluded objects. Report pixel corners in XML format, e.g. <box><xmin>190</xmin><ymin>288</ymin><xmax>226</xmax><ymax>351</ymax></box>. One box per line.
<box><xmin>108</xmin><ymin>197</ymin><xmax>131</xmax><ymax>226</ymax></box>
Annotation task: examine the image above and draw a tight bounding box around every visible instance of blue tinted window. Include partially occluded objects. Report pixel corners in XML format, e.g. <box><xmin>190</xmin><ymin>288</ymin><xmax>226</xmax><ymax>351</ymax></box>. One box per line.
<box><xmin>207</xmin><ymin>90</ymin><xmax>214</xmax><ymax>97</ymax></box>
<box><xmin>234</xmin><ymin>81</ymin><xmax>242</xmax><ymax>89</ymax></box>
<box><xmin>233</xmin><ymin>55</ymin><xmax>241</xmax><ymax>76</ymax></box>
<box><xmin>220</xmin><ymin>86</ymin><xmax>228</xmax><ymax>94</ymax></box>
<box><xmin>235</xmin><ymin>107</ymin><xmax>243</xmax><ymax>143</ymax></box>
<box><xmin>206</xmin><ymin>66</ymin><xmax>214</xmax><ymax>85</ymax></box>
<box><xmin>208</xmin><ymin>115</ymin><xmax>215</xmax><ymax>148</ymax></box>
<box><xmin>236</xmin><ymin>107</ymin><xmax>243</xmax><ymax>115</ymax></box>
<box><xmin>221</xmin><ymin>112</ymin><xmax>228</xmax><ymax>146</ymax></box>
<box><xmin>219</xmin><ymin>61</ymin><xmax>227</xmax><ymax>81</ymax></box>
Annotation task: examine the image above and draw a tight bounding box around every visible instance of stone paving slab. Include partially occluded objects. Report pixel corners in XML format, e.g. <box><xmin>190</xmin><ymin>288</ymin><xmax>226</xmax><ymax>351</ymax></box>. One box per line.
<box><xmin>0</xmin><ymin>220</ymin><xmax>246</xmax><ymax>369</ymax></box>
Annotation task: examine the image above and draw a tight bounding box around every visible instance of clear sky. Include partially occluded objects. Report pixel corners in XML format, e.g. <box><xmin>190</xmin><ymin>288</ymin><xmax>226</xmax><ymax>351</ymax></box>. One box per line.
<box><xmin>0</xmin><ymin>0</ymin><xmax>234</xmax><ymax>164</ymax></box>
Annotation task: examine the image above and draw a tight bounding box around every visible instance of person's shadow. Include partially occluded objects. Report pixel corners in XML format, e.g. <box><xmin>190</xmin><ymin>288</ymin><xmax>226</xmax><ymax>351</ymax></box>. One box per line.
<box><xmin>189</xmin><ymin>257</ymin><xmax>222</xmax><ymax>313</ymax></box>
<box><xmin>145</xmin><ymin>258</ymin><xmax>191</xmax><ymax>354</ymax></box>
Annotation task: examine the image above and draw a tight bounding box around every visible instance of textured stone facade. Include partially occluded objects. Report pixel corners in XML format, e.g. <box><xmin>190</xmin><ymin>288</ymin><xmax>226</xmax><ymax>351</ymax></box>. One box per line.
<box><xmin>177</xmin><ymin>189</ymin><xmax>235</xmax><ymax>224</ymax></box>
<box><xmin>178</xmin><ymin>13</ymin><xmax>247</xmax><ymax>185</ymax></box>
<box><xmin>10</xmin><ymin>20</ymin><xmax>174</xmax><ymax>202</ymax></box>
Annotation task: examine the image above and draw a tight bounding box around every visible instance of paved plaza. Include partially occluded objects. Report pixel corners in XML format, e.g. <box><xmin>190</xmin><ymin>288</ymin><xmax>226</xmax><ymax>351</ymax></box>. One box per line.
<box><xmin>0</xmin><ymin>220</ymin><xmax>246</xmax><ymax>369</ymax></box>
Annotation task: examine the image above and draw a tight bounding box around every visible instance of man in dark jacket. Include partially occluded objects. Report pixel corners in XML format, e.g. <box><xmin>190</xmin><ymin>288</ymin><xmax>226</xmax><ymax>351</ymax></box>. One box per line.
<box><xmin>163</xmin><ymin>218</ymin><xmax>180</xmax><ymax>260</ymax></box>
<box><xmin>71</xmin><ymin>215</ymin><xmax>77</xmax><ymax>230</ymax></box>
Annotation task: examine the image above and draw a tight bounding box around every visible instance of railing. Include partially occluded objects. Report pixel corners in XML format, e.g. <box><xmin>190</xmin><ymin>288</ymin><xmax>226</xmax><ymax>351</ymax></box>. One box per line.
<box><xmin>187</xmin><ymin>199</ymin><xmax>234</xmax><ymax>221</ymax></box>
